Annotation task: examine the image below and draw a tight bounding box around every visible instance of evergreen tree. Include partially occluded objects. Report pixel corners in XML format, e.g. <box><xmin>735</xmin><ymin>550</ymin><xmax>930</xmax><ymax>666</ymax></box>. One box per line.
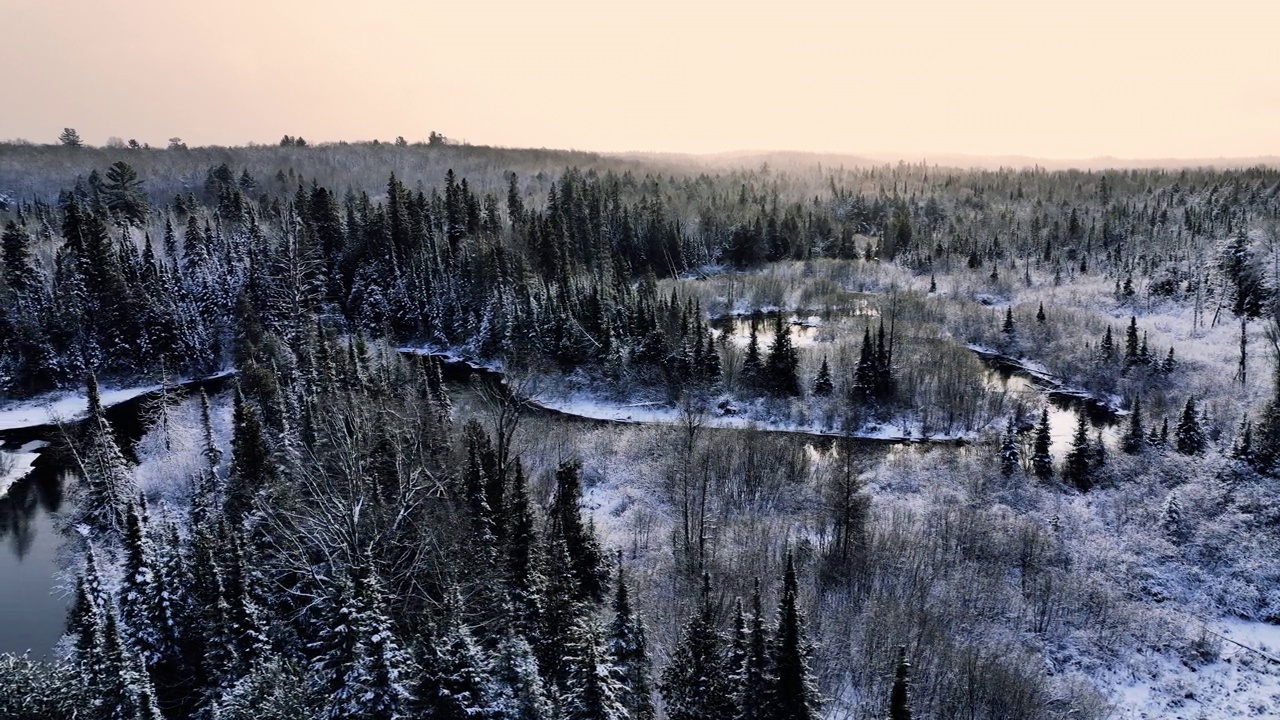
<box><xmin>549</xmin><ymin>460</ymin><xmax>609</xmax><ymax>605</ymax></box>
<box><xmin>999</xmin><ymin>418</ymin><xmax>1021</xmax><ymax>476</ymax></box>
<box><xmin>1036</xmin><ymin>302</ymin><xmax>1046</xmax><ymax>323</ymax></box>
<box><xmin>661</xmin><ymin>573</ymin><xmax>735</xmax><ymax>720</ymax></box>
<box><xmin>311</xmin><ymin>572</ymin><xmax>415</xmax><ymax>720</ymax></box>
<box><xmin>224</xmin><ymin>387</ymin><xmax>275</xmax><ymax>525</ymax></box>
<box><xmin>416</xmin><ymin>597</ymin><xmax>495</xmax><ymax>720</ymax></box>
<box><xmin>763</xmin><ymin>315</ymin><xmax>800</xmax><ymax>396</ymax></box>
<box><xmin>888</xmin><ymin>646</ymin><xmax>912</xmax><ymax>720</ymax></box>
<box><xmin>1001</xmin><ymin>307</ymin><xmax>1015</xmax><ymax>336</ymax></box>
<box><xmin>102</xmin><ymin>161</ymin><xmax>149</xmax><ymax>226</ymax></box>
<box><xmin>607</xmin><ymin>564</ymin><xmax>654</xmax><ymax>720</ymax></box>
<box><xmin>812</xmin><ymin>356</ymin><xmax>833</xmax><ymax>397</ymax></box>
<box><xmin>1063</xmin><ymin>412</ymin><xmax>1094</xmax><ymax>491</ymax></box>
<box><xmin>1030</xmin><ymin>409</ymin><xmax>1053</xmax><ymax>479</ymax></box>
<box><xmin>1175</xmin><ymin>397</ymin><xmax>1206</xmax><ymax>455</ymax></box>
<box><xmin>1123</xmin><ymin>316</ymin><xmax>1140</xmax><ymax>368</ymax></box>
<box><xmin>491</xmin><ymin>633</ymin><xmax>554</xmax><ymax>720</ymax></box>
<box><xmin>77</xmin><ymin>374</ymin><xmax>136</xmax><ymax>535</ymax></box>
<box><xmin>1098</xmin><ymin>326</ymin><xmax>1115</xmax><ymax>362</ymax></box>
<box><xmin>766</xmin><ymin>553</ymin><xmax>819</xmax><ymax>720</ymax></box>
<box><xmin>741</xmin><ymin>579</ymin><xmax>771</xmax><ymax>720</ymax></box>
<box><xmin>1231</xmin><ymin>417</ymin><xmax>1254</xmax><ymax>463</ymax></box>
<box><xmin>1121</xmin><ymin>395</ymin><xmax>1146</xmax><ymax>454</ymax></box>
<box><xmin>562</xmin><ymin>617</ymin><xmax>628</xmax><ymax>720</ymax></box>
<box><xmin>1253</xmin><ymin>369</ymin><xmax>1280</xmax><ymax>474</ymax></box>
<box><xmin>2</xmin><ymin>221</ymin><xmax>43</xmax><ymax>298</ymax></box>
<box><xmin>741</xmin><ymin>318</ymin><xmax>762</xmax><ymax>387</ymax></box>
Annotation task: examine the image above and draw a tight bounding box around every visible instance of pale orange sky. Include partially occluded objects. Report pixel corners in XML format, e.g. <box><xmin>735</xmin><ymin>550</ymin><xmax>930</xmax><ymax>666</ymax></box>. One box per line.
<box><xmin>2</xmin><ymin>0</ymin><xmax>1277</xmax><ymax>159</ymax></box>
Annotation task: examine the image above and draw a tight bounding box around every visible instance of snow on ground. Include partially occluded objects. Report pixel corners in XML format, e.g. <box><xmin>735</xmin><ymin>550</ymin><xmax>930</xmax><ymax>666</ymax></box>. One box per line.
<box><xmin>1105</xmin><ymin>618</ymin><xmax>1280</xmax><ymax>719</ymax></box>
<box><xmin>0</xmin><ymin>370</ymin><xmax>234</xmax><ymax>433</ymax></box>
<box><xmin>398</xmin><ymin>345</ymin><xmax>504</xmax><ymax>373</ymax></box>
<box><xmin>532</xmin><ymin>392</ymin><xmax>972</xmax><ymax>443</ymax></box>
<box><xmin>0</xmin><ymin>440</ymin><xmax>47</xmax><ymax>498</ymax></box>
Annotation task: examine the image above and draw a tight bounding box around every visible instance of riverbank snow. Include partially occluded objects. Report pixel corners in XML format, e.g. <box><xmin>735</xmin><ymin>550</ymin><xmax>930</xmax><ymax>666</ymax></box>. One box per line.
<box><xmin>0</xmin><ymin>441</ymin><xmax>47</xmax><ymax>498</ymax></box>
<box><xmin>0</xmin><ymin>371</ymin><xmax>235</xmax><ymax>433</ymax></box>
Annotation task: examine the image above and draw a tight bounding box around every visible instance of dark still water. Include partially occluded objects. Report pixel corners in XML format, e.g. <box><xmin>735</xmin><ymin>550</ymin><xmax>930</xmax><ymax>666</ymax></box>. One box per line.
<box><xmin>0</xmin><ymin>456</ymin><xmax>71</xmax><ymax>657</ymax></box>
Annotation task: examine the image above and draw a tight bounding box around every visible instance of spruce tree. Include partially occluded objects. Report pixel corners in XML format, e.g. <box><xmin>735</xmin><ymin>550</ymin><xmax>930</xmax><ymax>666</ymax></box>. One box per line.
<box><xmin>1121</xmin><ymin>395</ymin><xmax>1146</xmax><ymax>454</ymax></box>
<box><xmin>742</xmin><ymin>318</ymin><xmax>762</xmax><ymax>387</ymax></box>
<box><xmin>766</xmin><ymin>553</ymin><xmax>819</xmax><ymax>720</ymax></box>
<box><xmin>1063</xmin><ymin>412</ymin><xmax>1094</xmax><ymax>491</ymax></box>
<box><xmin>1030</xmin><ymin>409</ymin><xmax>1053</xmax><ymax>479</ymax></box>
<box><xmin>888</xmin><ymin>646</ymin><xmax>912</xmax><ymax>720</ymax></box>
<box><xmin>77</xmin><ymin>373</ymin><xmax>136</xmax><ymax>535</ymax></box>
<box><xmin>999</xmin><ymin>418</ymin><xmax>1021</xmax><ymax>476</ymax></box>
<box><xmin>741</xmin><ymin>579</ymin><xmax>771</xmax><ymax>720</ymax></box>
<box><xmin>549</xmin><ymin>460</ymin><xmax>609</xmax><ymax>605</ymax></box>
<box><xmin>661</xmin><ymin>573</ymin><xmax>735</xmax><ymax>720</ymax></box>
<box><xmin>607</xmin><ymin>564</ymin><xmax>654</xmax><ymax>720</ymax></box>
<box><xmin>764</xmin><ymin>314</ymin><xmax>800</xmax><ymax>396</ymax></box>
<box><xmin>812</xmin><ymin>356</ymin><xmax>834</xmax><ymax>397</ymax></box>
<box><xmin>562</xmin><ymin>617</ymin><xmax>628</xmax><ymax>720</ymax></box>
<box><xmin>1099</xmin><ymin>326</ymin><xmax>1115</xmax><ymax>362</ymax></box>
<box><xmin>1123</xmin><ymin>316</ymin><xmax>1139</xmax><ymax>368</ymax></box>
<box><xmin>1253</xmin><ymin>369</ymin><xmax>1280</xmax><ymax>473</ymax></box>
<box><xmin>1175</xmin><ymin>398</ymin><xmax>1206</xmax><ymax>455</ymax></box>
<box><xmin>224</xmin><ymin>387</ymin><xmax>275</xmax><ymax>525</ymax></box>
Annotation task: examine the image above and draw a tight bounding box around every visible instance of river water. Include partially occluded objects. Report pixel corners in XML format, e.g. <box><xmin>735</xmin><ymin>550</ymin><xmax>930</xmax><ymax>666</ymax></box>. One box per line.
<box><xmin>0</xmin><ymin>348</ymin><xmax>1120</xmax><ymax>657</ymax></box>
<box><xmin>0</xmin><ymin>375</ymin><xmax>234</xmax><ymax>657</ymax></box>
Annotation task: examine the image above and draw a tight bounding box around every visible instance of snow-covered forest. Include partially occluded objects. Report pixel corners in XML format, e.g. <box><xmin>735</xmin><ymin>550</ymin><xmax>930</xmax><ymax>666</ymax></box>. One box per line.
<box><xmin>2</xmin><ymin>137</ymin><xmax>1280</xmax><ymax>718</ymax></box>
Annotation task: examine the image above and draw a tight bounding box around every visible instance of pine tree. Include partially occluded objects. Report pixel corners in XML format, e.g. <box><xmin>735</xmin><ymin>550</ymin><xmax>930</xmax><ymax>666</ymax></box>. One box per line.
<box><xmin>312</xmin><ymin>572</ymin><xmax>415</xmax><ymax>720</ymax></box>
<box><xmin>888</xmin><ymin>646</ymin><xmax>912</xmax><ymax>720</ymax></box>
<box><xmin>1098</xmin><ymin>326</ymin><xmax>1115</xmax><ymax>362</ymax></box>
<box><xmin>812</xmin><ymin>356</ymin><xmax>834</xmax><ymax>397</ymax></box>
<box><xmin>741</xmin><ymin>579</ymin><xmax>771</xmax><ymax>720</ymax></box>
<box><xmin>1253</xmin><ymin>369</ymin><xmax>1280</xmax><ymax>474</ymax></box>
<box><xmin>1002</xmin><ymin>307</ymin><xmax>1015</xmax><ymax>336</ymax></box>
<box><xmin>491</xmin><ymin>633</ymin><xmax>554</xmax><ymax>720</ymax></box>
<box><xmin>77</xmin><ymin>374</ymin><xmax>136</xmax><ymax>535</ymax></box>
<box><xmin>2</xmin><ymin>221</ymin><xmax>43</xmax><ymax>298</ymax></box>
<box><xmin>999</xmin><ymin>418</ymin><xmax>1021</xmax><ymax>476</ymax></box>
<box><xmin>1063</xmin><ymin>412</ymin><xmax>1094</xmax><ymax>491</ymax></box>
<box><xmin>1123</xmin><ymin>316</ymin><xmax>1139</xmax><ymax>368</ymax></box>
<box><xmin>742</xmin><ymin>317</ymin><xmax>762</xmax><ymax>387</ymax></box>
<box><xmin>503</xmin><ymin>461</ymin><xmax>545</xmax><ymax>636</ymax></box>
<box><xmin>1121</xmin><ymin>395</ymin><xmax>1146</xmax><ymax>454</ymax></box>
<box><xmin>764</xmin><ymin>314</ymin><xmax>800</xmax><ymax>396</ymax></box>
<box><xmin>1030</xmin><ymin>409</ymin><xmax>1053</xmax><ymax>479</ymax></box>
<box><xmin>416</xmin><ymin>595</ymin><xmax>495</xmax><ymax>720</ymax></box>
<box><xmin>1175</xmin><ymin>397</ymin><xmax>1206</xmax><ymax>455</ymax></box>
<box><xmin>1231</xmin><ymin>417</ymin><xmax>1254</xmax><ymax>463</ymax></box>
<box><xmin>224</xmin><ymin>387</ymin><xmax>275</xmax><ymax>525</ymax></box>
<box><xmin>549</xmin><ymin>460</ymin><xmax>609</xmax><ymax>605</ymax></box>
<box><xmin>1036</xmin><ymin>302</ymin><xmax>1046</xmax><ymax>323</ymax></box>
<box><xmin>766</xmin><ymin>553</ymin><xmax>819</xmax><ymax>720</ymax></box>
<box><xmin>562</xmin><ymin>617</ymin><xmax>628</xmax><ymax>720</ymax></box>
<box><xmin>661</xmin><ymin>573</ymin><xmax>735</xmax><ymax>720</ymax></box>
<box><xmin>607</xmin><ymin>564</ymin><xmax>654</xmax><ymax>720</ymax></box>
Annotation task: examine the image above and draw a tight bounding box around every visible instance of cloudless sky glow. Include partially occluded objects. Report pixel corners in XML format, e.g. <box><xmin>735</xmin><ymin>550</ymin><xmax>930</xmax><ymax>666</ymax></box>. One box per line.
<box><xmin>3</xmin><ymin>0</ymin><xmax>1277</xmax><ymax>159</ymax></box>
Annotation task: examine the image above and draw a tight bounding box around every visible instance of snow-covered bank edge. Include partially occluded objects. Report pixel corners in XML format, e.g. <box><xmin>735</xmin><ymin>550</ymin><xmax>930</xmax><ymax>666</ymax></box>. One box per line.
<box><xmin>0</xmin><ymin>440</ymin><xmax>48</xmax><ymax>498</ymax></box>
<box><xmin>0</xmin><ymin>370</ymin><xmax>236</xmax><ymax>434</ymax></box>
<box><xmin>968</xmin><ymin>344</ymin><xmax>1127</xmax><ymax>416</ymax></box>
<box><xmin>531</xmin><ymin>393</ymin><xmax>972</xmax><ymax>444</ymax></box>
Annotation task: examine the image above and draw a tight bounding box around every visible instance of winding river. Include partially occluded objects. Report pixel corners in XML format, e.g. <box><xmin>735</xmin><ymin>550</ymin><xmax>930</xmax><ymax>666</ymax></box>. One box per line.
<box><xmin>0</xmin><ymin>348</ymin><xmax>1118</xmax><ymax>656</ymax></box>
